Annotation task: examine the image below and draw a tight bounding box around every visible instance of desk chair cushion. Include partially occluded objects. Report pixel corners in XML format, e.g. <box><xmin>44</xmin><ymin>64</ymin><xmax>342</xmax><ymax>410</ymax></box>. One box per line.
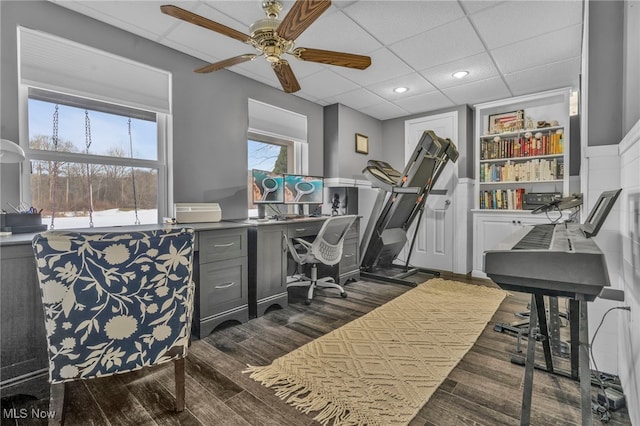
<box><xmin>32</xmin><ymin>228</ymin><xmax>195</xmax><ymax>384</ymax></box>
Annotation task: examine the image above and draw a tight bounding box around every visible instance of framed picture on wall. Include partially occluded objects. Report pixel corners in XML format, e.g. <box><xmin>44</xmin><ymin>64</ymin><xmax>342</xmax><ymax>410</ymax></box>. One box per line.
<box><xmin>355</xmin><ymin>133</ymin><xmax>369</xmax><ymax>154</ymax></box>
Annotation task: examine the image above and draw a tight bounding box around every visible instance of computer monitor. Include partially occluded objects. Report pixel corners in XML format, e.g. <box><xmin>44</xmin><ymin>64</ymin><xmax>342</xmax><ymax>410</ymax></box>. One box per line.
<box><xmin>251</xmin><ymin>169</ymin><xmax>284</xmax><ymax>204</ymax></box>
<box><xmin>284</xmin><ymin>174</ymin><xmax>324</xmax><ymax>204</ymax></box>
<box><xmin>581</xmin><ymin>188</ymin><xmax>621</xmax><ymax>238</ymax></box>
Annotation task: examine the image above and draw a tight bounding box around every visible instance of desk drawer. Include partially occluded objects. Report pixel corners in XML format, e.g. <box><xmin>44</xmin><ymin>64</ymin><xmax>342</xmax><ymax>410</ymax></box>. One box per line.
<box><xmin>198</xmin><ymin>228</ymin><xmax>246</xmax><ymax>263</ymax></box>
<box><xmin>198</xmin><ymin>257</ymin><xmax>247</xmax><ymax>318</ymax></box>
<box><xmin>340</xmin><ymin>238</ymin><xmax>359</xmax><ymax>272</ymax></box>
<box><xmin>287</xmin><ymin>221</ymin><xmax>323</xmax><ymax>239</ymax></box>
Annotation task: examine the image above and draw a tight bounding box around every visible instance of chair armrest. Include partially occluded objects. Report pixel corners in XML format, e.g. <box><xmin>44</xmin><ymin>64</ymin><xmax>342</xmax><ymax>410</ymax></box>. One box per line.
<box><xmin>284</xmin><ymin>234</ymin><xmax>308</xmax><ymax>264</ymax></box>
<box><xmin>293</xmin><ymin>238</ymin><xmax>312</xmax><ymax>248</ymax></box>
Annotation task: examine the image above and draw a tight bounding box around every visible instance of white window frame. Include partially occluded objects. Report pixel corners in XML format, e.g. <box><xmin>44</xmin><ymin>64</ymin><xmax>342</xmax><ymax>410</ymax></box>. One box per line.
<box><xmin>18</xmin><ymin>85</ymin><xmax>172</xmax><ymax>223</ymax></box>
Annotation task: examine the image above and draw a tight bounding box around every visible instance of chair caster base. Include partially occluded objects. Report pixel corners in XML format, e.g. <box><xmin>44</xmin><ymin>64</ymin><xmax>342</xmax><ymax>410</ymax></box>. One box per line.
<box><xmin>341</xmin><ymin>292</ymin><xmax>347</xmax><ymax>298</ymax></box>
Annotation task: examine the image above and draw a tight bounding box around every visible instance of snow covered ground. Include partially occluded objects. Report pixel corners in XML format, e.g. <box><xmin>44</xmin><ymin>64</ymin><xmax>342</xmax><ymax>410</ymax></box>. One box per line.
<box><xmin>42</xmin><ymin>209</ymin><xmax>158</xmax><ymax>229</ymax></box>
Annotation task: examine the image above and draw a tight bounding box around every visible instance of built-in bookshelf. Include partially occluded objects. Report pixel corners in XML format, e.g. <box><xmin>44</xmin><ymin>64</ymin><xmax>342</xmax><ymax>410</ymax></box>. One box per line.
<box><xmin>473</xmin><ymin>88</ymin><xmax>571</xmax><ymax>211</ymax></box>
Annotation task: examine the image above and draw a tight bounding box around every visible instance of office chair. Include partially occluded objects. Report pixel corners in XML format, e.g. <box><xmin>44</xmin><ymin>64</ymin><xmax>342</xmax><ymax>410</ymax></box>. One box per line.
<box><xmin>285</xmin><ymin>215</ymin><xmax>357</xmax><ymax>305</ymax></box>
<box><xmin>32</xmin><ymin>228</ymin><xmax>195</xmax><ymax>425</ymax></box>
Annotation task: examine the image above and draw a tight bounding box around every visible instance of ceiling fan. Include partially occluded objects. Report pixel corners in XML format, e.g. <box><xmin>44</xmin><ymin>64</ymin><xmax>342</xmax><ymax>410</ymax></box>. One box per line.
<box><xmin>160</xmin><ymin>0</ymin><xmax>371</xmax><ymax>93</ymax></box>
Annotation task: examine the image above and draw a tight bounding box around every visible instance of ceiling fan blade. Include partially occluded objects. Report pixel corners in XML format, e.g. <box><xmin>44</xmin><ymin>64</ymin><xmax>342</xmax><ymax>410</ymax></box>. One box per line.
<box><xmin>160</xmin><ymin>5</ymin><xmax>251</xmax><ymax>44</ymax></box>
<box><xmin>276</xmin><ymin>0</ymin><xmax>331</xmax><ymax>42</ymax></box>
<box><xmin>272</xmin><ymin>60</ymin><xmax>301</xmax><ymax>93</ymax></box>
<box><xmin>293</xmin><ymin>48</ymin><xmax>371</xmax><ymax>70</ymax></box>
<box><xmin>194</xmin><ymin>54</ymin><xmax>257</xmax><ymax>73</ymax></box>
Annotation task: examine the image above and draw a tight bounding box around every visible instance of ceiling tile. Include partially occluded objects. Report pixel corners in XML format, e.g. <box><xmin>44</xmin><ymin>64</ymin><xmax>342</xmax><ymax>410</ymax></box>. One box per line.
<box><xmin>366</xmin><ymin>73</ymin><xmax>435</xmax><ymax>100</ymax></box>
<box><xmin>51</xmin><ymin>0</ymin><xmax>187</xmax><ymax>41</ymax></box>
<box><xmin>441</xmin><ymin>76</ymin><xmax>511</xmax><ymax>106</ymax></box>
<box><xmin>162</xmin><ymin>3</ymin><xmax>250</xmax><ymax>61</ymax></box>
<box><xmin>389</xmin><ymin>18</ymin><xmax>485</xmax><ymax>71</ymax></box>
<box><xmin>343</xmin><ymin>1</ymin><xmax>465</xmax><ymax>45</ymax></box>
<box><xmin>200</xmin><ymin>1</ymin><xmax>282</xmax><ymax>28</ymax></box>
<box><xmin>505</xmin><ymin>57</ymin><xmax>581</xmax><ymax>96</ymax></box>
<box><xmin>359</xmin><ymin>101</ymin><xmax>411</xmax><ymax>121</ymax></box>
<box><xmin>459</xmin><ymin>1</ymin><xmax>506</xmax><ymax>15</ymax></box>
<box><xmin>295</xmin><ymin>10</ymin><xmax>382</xmax><ymax>55</ymax></box>
<box><xmin>393</xmin><ymin>91</ymin><xmax>456</xmax><ymax>115</ymax></box>
<box><xmin>330</xmin><ymin>48</ymin><xmax>413</xmax><ymax>86</ymax></box>
<box><xmin>470</xmin><ymin>0</ymin><xmax>583</xmax><ymax>50</ymax></box>
<box><xmin>420</xmin><ymin>52</ymin><xmax>499</xmax><ymax>90</ymax></box>
<box><xmin>323</xmin><ymin>88</ymin><xmax>386</xmax><ymax>111</ymax></box>
<box><xmin>297</xmin><ymin>69</ymin><xmax>361</xmax><ymax>99</ymax></box>
<box><xmin>491</xmin><ymin>24</ymin><xmax>582</xmax><ymax>74</ymax></box>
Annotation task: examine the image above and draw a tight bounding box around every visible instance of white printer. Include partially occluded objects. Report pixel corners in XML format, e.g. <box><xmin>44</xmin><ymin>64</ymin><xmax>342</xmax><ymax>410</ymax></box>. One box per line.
<box><xmin>173</xmin><ymin>203</ymin><xmax>222</xmax><ymax>223</ymax></box>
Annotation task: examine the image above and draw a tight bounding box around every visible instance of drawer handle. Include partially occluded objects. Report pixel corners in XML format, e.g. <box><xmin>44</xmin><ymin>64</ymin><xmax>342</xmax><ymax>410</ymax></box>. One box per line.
<box><xmin>295</xmin><ymin>228</ymin><xmax>307</xmax><ymax>232</ymax></box>
<box><xmin>215</xmin><ymin>282</ymin><xmax>236</xmax><ymax>289</ymax></box>
<box><xmin>344</xmin><ymin>254</ymin><xmax>354</xmax><ymax>258</ymax></box>
<box><xmin>214</xmin><ymin>242</ymin><xmax>235</xmax><ymax>248</ymax></box>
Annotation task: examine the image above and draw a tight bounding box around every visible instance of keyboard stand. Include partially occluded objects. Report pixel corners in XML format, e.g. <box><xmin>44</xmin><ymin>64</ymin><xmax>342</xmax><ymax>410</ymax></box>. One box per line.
<box><xmin>519</xmin><ymin>294</ymin><xmax>592</xmax><ymax>426</ymax></box>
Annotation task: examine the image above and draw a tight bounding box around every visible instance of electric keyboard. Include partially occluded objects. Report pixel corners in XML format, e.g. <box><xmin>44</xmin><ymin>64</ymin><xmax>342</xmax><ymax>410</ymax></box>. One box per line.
<box><xmin>484</xmin><ymin>222</ymin><xmax>610</xmax><ymax>301</ymax></box>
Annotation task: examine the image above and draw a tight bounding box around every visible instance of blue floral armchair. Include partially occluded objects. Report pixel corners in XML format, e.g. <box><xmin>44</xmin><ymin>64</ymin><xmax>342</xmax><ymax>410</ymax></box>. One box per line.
<box><xmin>32</xmin><ymin>227</ymin><xmax>195</xmax><ymax>422</ymax></box>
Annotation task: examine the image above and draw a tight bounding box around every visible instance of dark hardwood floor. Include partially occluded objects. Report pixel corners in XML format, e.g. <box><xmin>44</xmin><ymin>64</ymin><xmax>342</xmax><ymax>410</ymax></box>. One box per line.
<box><xmin>1</xmin><ymin>273</ymin><xmax>632</xmax><ymax>425</ymax></box>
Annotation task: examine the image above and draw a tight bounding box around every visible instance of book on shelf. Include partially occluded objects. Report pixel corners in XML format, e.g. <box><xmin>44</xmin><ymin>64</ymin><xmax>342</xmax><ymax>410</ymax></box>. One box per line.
<box><xmin>480</xmin><ymin>188</ymin><xmax>526</xmax><ymax>210</ymax></box>
<box><xmin>480</xmin><ymin>132</ymin><xmax>563</xmax><ymax>160</ymax></box>
<box><xmin>480</xmin><ymin>158</ymin><xmax>563</xmax><ymax>183</ymax></box>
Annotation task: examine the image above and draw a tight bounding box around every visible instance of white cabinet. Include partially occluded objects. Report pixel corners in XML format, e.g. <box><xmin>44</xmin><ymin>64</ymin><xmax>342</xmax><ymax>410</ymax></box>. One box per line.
<box><xmin>472</xmin><ymin>211</ymin><xmax>569</xmax><ymax>277</ymax></box>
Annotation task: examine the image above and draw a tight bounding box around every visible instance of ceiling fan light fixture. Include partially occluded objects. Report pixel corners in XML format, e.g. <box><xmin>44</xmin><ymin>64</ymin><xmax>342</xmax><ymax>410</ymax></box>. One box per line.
<box><xmin>452</xmin><ymin>70</ymin><xmax>469</xmax><ymax>79</ymax></box>
<box><xmin>393</xmin><ymin>87</ymin><xmax>409</xmax><ymax>94</ymax></box>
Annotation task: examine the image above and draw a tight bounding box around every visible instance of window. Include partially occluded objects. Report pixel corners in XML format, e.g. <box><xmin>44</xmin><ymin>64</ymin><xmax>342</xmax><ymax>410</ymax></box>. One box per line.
<box><xmin>26</xmin><ymin>90</ymin><xmax>164</xmax><ymax>229</ymax></box>
<box><xmin>247</xmin><ymin>134</ymin><xmax>294</xmax><ymax>217</ymax></box>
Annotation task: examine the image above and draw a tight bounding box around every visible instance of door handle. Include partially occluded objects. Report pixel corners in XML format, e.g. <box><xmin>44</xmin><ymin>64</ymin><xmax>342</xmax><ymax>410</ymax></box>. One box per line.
<box><xmin>444</xmin><ymin>199</ymin><xmax>451</xmax><ymax>207</ymax></box>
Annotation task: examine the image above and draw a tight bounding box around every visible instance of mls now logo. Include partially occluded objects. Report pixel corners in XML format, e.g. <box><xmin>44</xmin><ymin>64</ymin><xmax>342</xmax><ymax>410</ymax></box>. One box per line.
<box><xmin>2</xmin><ymin>408</ymin><xmax>56</xmax><ymax>419</ymax></box>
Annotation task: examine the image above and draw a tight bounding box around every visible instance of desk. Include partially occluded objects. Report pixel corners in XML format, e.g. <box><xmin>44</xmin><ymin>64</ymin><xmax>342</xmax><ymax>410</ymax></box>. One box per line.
<box><xmin>245</xmin><ymin>216</ymin><xmax>360</xmax><ymax>318</ymax></box>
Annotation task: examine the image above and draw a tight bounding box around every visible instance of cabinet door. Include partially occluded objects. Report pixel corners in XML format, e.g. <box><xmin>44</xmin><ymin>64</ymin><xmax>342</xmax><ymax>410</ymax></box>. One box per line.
<box><xmin>340</xmin><ymin>238</ymin><xmax>359</xmax><ymax>274</ymax></box>
<box><xmin>256</xmin><ymin>225</ymin><xmax>287</xmax><ymax>299</ymax></box>
<box><xmin>198</xmin><ymin>257</ymin><xmax>247</xmax><ymax>318</ymax></box>
<box><xmin>1</xmin><ymin>244</ymin><xmax>48</xmax><ymax>386</ymax></box>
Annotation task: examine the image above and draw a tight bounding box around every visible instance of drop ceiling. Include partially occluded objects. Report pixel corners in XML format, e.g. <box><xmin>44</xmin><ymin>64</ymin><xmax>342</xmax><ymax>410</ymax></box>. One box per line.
<box><xmin>48</xmin><ymin>0</ymin><xmax>583</xmax><ymax>120</ymax></box>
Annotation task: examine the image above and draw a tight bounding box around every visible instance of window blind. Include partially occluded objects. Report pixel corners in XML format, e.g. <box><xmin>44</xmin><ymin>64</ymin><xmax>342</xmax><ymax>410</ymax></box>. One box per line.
<box><xmin>248</xmin><ymin>99</ymin><xmax>307</xmax><ymax>143</ymax></box>
<box><xmin>18</xmin><ymin>27</ymin><xmax>171</xmax><ymax>114</ymax></box>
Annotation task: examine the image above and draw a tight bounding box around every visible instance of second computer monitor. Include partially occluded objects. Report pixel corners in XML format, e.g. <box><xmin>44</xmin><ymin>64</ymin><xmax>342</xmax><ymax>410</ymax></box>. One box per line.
<box><xmin>284</xmin><ymin>174</ymin><xmax>324</xmax><ymax>204</ymax></box>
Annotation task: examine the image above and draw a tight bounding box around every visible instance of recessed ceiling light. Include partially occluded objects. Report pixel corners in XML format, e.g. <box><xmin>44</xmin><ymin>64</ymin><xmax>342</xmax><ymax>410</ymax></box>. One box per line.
<box><xmin>452</xmin><ymin>71</ymin><xmax>469</xmax><ymax>79</ymax></box>
<box><xmin>393</xmin><ymin>87</ymin><xmax>409</xmax><ymax>93</ymax></box>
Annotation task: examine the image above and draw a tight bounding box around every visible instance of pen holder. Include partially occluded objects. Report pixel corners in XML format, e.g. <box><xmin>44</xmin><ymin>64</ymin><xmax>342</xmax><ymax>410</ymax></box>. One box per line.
<box><xmin>0</xmin><ymin>213</ymin><xmax>48</xmax><ymax>234</ymax></box>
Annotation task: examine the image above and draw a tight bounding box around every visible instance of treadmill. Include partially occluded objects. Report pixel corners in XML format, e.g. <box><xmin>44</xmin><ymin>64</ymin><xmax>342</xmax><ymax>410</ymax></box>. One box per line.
<box><xmin>359</xmin><ymin>130</ymin><xmax>459</xmax><ymax>286</ymax></box>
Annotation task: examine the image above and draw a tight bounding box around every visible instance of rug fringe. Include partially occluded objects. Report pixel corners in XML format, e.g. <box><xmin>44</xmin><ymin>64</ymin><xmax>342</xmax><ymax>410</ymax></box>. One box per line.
<box><xmin>243</xmin><ymin>364</ymin><xmax>373</xmax><ymax>426</ymax></box>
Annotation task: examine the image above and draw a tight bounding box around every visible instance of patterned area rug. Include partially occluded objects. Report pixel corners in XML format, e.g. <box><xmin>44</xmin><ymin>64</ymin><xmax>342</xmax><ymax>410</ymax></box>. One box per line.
<box><xmin>244</xmin><ymin>278</ymin><xmax>506</xmax><ymax>425</ymax></box>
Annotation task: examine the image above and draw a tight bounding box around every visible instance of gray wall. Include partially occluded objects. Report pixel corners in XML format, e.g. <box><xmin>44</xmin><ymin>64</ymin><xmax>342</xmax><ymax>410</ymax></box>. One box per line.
<box><xmin>623</xmin><ymin>0</ymin><xmax>640</xmax><ymax>133</ymax></box>
<box><xmin>381</xmin><ymin>105</ymin><xmax>473</xmax><ymax>179</ymax></box>
<box><xmin>588</xmin><ymin>1</ymin><xmax>624</xmax><ymax>146</ymax></box>
<box><xmin>0</xmin><ymin>1</ymin><xmax>324</xmax><ymax>220</ymax></box>
<box><xmin>323</xmin><ymin>104</ymin><xmax>382</xmax><ymax>180</ymax></box>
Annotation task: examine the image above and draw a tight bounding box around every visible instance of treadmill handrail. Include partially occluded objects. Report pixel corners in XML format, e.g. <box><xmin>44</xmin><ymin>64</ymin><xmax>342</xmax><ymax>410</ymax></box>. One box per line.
<box><xmin>363</xmin><ymin>167</ymin><xmax>421</xmax><ymax>193</ymax></box>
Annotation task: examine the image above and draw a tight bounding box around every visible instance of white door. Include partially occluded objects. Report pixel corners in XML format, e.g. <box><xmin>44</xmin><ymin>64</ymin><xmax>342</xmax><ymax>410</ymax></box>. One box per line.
<box><xmin>404</xmin><ymin>112</ymin><xmax>458</xmax><ymax>272</ymax></box>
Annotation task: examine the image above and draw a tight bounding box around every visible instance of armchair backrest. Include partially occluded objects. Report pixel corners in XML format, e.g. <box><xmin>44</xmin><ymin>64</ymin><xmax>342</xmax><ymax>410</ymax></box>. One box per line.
<box><xmin>311</xmin><ymin>215</ymin><xmax>357</xmax><ymax>266</ymax></box>
<box><xmin>32</xmin><ymin>227</ymin><xmax>195</xmax><ymax>384</ymax></box>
